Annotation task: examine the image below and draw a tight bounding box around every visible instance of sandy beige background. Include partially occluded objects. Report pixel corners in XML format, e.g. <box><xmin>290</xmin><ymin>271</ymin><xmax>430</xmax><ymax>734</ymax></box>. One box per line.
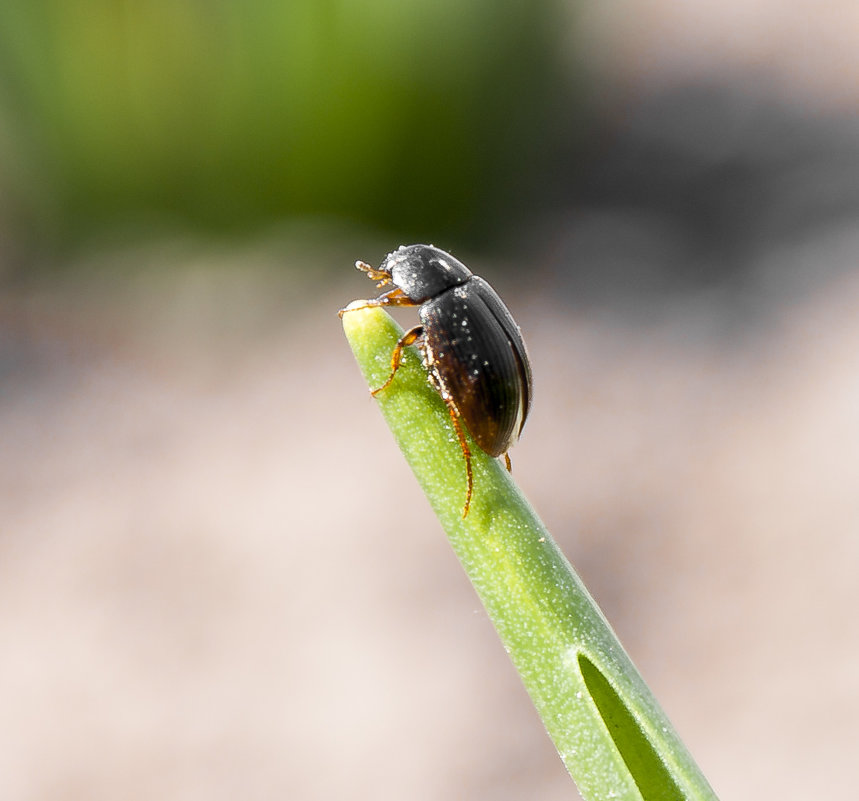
<box><xmin>2</xmin><ymin>240</ymin><xmax>857</xmax><ymax>799</ymax></box>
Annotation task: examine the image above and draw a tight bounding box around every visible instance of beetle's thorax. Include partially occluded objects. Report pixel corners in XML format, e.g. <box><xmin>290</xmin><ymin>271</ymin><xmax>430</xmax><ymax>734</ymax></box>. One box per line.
<box><xmin>384</xmin><ymin>244</ymin><xmax>472</xmax><ymax>303</ymax></box>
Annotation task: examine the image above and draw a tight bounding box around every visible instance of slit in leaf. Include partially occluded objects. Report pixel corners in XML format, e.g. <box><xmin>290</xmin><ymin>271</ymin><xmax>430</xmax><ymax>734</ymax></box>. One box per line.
<box><xmin>578</xmin><ymin>653</ymin><xmax>685</xmax><ymax>801</ymax></box>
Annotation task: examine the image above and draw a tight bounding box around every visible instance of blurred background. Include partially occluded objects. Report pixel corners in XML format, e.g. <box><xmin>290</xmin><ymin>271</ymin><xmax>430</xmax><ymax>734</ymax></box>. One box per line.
<box><xmin>1</xmin><ymin>1</ymin><xmax>858</xmax><ymax>799</ymax></box>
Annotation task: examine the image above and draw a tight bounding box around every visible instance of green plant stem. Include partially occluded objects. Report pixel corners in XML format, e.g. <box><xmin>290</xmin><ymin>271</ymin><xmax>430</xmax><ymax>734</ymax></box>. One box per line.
<box><xmin>342</xmin><ymin>304</ymin><xmax>719</xmax><ymax>801</ymax></box>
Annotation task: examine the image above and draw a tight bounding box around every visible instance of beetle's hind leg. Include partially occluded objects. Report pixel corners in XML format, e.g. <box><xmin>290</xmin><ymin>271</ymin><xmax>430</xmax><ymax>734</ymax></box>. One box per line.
<box><xmin>371</xmin><ymin>326</ymin><xmax>424</xmax><ymax>396</ymax></box>
<box><xmin>503</xmin><ymin>453</ymin><xmax>512</xmax><ymax>472</ymax></box>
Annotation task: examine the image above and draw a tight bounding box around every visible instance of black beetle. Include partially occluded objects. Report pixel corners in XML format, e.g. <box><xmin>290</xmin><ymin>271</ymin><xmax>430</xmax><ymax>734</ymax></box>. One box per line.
<box><xmin>340</xmin><ymin>244</ymin><xmax>532</xmax><ymax>517</ymax></box>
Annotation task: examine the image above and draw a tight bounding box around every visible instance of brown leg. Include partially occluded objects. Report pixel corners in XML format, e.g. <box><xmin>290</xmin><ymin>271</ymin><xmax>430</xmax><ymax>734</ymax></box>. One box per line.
<box><xmin>445</xmin><ymin>402</ymin><xmax>474</xmax><ymax>518</ymax></box>
<box><xmin>354</xmin><ymin>260</ymin><xmax>390</xmax><ymax>283</ymax></box>
<box><xmin>371</xmin><ymin>326</ymin><xmax>424</xmax><ymax>396</ymax></box>
<box><xmin>338</xmin><ymin>286</ymin><xmax>418</xmax><ymax>318</ymax></box>
<box><xmin>503</xmin><ymin>453</ymin><xmax>512</xmax><ymax>472</ymax></box>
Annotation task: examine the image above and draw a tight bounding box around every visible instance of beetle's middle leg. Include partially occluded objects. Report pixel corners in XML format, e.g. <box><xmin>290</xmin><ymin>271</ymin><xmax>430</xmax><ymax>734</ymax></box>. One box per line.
<box><xmin>371</xmin><ymin>326</ymin><xmax>424</xmax><ymax>396</ymax></box>
<box><xmin>443</xmin><ymin>401</ymin><xmax>474</xmax><ymax>518</ymax></box>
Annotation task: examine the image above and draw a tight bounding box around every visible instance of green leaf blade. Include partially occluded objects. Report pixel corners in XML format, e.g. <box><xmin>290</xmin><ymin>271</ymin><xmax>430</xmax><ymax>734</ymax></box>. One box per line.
<box><xmin>342</xmin><ymin>304</ymin><xmax>719</xmax><ymax>801</ymax></box>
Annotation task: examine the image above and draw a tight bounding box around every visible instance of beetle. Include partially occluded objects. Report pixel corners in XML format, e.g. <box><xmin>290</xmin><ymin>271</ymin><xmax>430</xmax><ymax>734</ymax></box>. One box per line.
<box><xmin>340</xmin><ymin>244</ymin><xmax>532</xmax><ymax>517</ymax></box>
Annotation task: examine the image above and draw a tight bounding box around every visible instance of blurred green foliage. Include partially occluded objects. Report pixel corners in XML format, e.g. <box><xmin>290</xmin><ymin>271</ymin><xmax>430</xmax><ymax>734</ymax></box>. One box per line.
<box><xmin>0</xmin><ymin>0</ymin><xmax>574</xmax><ymax>257</ymax></box>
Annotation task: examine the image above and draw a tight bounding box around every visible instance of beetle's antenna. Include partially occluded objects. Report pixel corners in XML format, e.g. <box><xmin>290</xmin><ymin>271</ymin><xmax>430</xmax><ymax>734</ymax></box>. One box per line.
<box><xmin>355</xmin><ymin>260</ymin><xmax>390</xmax><ymax>284</ymax></box>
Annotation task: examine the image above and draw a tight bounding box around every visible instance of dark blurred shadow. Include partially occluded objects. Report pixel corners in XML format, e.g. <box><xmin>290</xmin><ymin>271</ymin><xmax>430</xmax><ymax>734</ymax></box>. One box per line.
<box><xmin>526</xmin><ymin>83</ymin><xmax>859</xmax><ymax>315</ymax></box>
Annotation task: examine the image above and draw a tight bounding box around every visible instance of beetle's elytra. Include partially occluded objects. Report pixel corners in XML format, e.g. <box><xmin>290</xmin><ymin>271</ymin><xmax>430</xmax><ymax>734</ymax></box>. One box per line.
<box><xmin>340</xmin><ymin>244</ymin><xmax>532</xmax><ymax>517</ymax></box>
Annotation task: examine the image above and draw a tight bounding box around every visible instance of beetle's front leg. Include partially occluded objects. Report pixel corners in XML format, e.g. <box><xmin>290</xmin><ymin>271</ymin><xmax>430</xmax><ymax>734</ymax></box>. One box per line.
<box><xmin>371</xmin><ymin>326</ymin><xmax>424</xmax><ymax>396</ymax></box>
<box><xmin>338</xmin><ymin>287</ymin><xmax>418</xmax><ymax>318</ymax></box>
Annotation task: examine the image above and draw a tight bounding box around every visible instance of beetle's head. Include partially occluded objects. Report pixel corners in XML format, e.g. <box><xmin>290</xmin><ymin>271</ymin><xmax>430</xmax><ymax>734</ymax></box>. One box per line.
<box><xmin>382</xmin><ymin>244</ymin><xmax>472</xmax><ymax>303</ymax></box>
